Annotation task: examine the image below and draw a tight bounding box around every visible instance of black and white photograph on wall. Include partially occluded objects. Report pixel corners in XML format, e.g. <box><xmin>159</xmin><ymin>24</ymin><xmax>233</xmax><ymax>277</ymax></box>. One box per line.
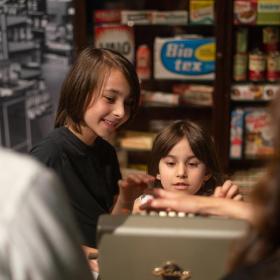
<box><xmin>0</xmin><ymin>0</ymin><xmax>75</xmax><ymax>152</ymax></box>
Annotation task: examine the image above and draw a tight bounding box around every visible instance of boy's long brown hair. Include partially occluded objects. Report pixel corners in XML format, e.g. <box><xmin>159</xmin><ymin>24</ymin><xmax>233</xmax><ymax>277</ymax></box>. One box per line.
<box><xmin>148</xmin><ymin>120</ymin><xmax>223</xmax><ymax>195</ymax></box>
<box><xmin>55</xmin><ymin>47</ymin><xmax>140</xmax><ymax>133</ymax></box>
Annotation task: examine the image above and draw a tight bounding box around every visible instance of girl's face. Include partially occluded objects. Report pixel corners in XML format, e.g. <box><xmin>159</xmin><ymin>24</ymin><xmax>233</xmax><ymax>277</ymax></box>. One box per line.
<box><xmin>82</xmin><ymin>69</ymin><xmax>131</xmax><ymax>144</ymax></box>
<box><xmin>157</xmin><ymin>137</ymin><xmax>211</xmax><ymax>195</ymax></box>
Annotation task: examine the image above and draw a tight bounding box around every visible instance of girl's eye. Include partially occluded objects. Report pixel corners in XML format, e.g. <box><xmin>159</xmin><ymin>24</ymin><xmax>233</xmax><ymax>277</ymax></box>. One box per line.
<box><xmin>188</xmin><ymin>162</ymin><xmax>199</xmax><ymax>167</ymax></box>
<box><xmin>166</xmin><ymin>161</ymin><xmax>175</xmax><ymax>167</ymax></box>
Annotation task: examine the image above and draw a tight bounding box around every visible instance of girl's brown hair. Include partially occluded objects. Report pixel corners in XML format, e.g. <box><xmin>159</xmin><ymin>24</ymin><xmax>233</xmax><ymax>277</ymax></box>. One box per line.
<box><xmin>55</xmin><ymin>47</ymin><xmax>140</xmax><ymax>133</ymax></box>
<box><xmin>148</xmin><ymin>120</ymin><xmax>223</xmax><ymax>195</ymax></box>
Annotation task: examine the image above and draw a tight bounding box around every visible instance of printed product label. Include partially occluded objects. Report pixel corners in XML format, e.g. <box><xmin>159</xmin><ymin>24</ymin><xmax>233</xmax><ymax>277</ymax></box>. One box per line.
<box><xmin>154</xmin><ymin>37</ymin><xmax>215</xmax><ymax>80</ymax></box>
<box><xmin>94</xmin><ymin>25</ymin><xmax>134</xmax><ymax>63</ymax></box>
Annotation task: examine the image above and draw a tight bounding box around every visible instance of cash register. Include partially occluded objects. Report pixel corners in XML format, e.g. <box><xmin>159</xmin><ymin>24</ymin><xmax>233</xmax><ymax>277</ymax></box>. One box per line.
<box><xmin>97</xmin><ymin>212</ymin><xmax>247</xmax><ymax>280</ymax></box>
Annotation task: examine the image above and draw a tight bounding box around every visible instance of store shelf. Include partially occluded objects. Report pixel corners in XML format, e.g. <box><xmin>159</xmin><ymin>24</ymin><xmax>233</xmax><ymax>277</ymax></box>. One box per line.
<box><xmin>8</xmin><ymin>41</ymin><xmax>37</xmax><ymax>53</ymax></box>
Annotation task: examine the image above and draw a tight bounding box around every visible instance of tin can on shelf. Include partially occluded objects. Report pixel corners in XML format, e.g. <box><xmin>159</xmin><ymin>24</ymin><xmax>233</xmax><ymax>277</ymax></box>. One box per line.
<box><xmin>233</xmin><ymin>53</ymin><xmax>248</xmax><ymax>81</ymax></box>
<box><xmin>236</xmin><ymin>28</ymin><xmax>248</xmax><ymax>53</ymax></box>
<box><xmin>136</xmin><ymin>44</ymin><xmax>151</xmax><ymax>80</ymax></box>
<box><xmin>249</xmin><ymin>50</ymin><xmax>266</xmax><ymax>81</ymax></box>
<box><xmin>263</xmin><ymin>27</ymin><xmax>279</xmax><ymax>53</ymax></box>
<box><xmin>267</xmin><ymin>51</ymin><xmax>280</xmax><ymax>81</ymax></box>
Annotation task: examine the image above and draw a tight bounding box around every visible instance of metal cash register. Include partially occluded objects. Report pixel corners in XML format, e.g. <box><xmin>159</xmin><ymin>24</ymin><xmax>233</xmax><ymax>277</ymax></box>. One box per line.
<box><xmin>97</xmin><ymin>212</ymin><xmax>247</xmax><ymax>280</ymax></box>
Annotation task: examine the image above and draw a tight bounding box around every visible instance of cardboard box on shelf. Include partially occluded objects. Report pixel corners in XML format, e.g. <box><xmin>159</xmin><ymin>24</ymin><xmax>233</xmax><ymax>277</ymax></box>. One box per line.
<box><xmin>189</xmin><ymin>0</ymin><xmax>215</xmax><ymax>25</ymax></box>
<box><xmin>154</xmin><ymin>37</ymin><xmax>215</xmax><ymax>80</ymax></box>
<box><xmin>94</xmin><ymin>24</ymin><xmax>135</xmax><ymax>63</ymax></box>
<box><xmin>234</xmin><ymin>0</ymin><xmax>257</xmax><ymax>25</ymax></box>
<box><xmin>257</xmin><ymin>0</ymin><xmax>280</xmax><ymax>25</ymax></box>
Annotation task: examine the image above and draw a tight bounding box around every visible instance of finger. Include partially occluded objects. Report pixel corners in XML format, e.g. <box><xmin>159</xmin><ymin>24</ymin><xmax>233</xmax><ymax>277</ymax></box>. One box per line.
<box><xmin>226</xmin><ymin>184</ymin><xmax>239</xmax><ymax>199</ymax></box>
<box><xmin>89</xmin><ymin>259</ymin><xmax>99</xmax><ymax>272</ymax></box>
<box><xmin>221</xmin><ymin>180</ymin><xmax>234</xmax><ymax>194</ymax></box>
<box><xmin>233</xmin><ymin>194</ymin><xmax>243</xmax><ymax>201</ymax></box>
<box><xmin>213</xmin><ymin>186</ymin><xmax>223</xmax><ymax>197</ymax></box>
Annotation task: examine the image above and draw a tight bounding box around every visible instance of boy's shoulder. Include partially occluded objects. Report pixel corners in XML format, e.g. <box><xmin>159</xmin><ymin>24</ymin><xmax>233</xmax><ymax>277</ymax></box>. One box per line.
<box><xmin>30</xmin><ymin>127</ymin><xmax>67</xmax><ymax>163</ymax></box>
<box><xmin>95</xmin><ymin>137</ymin><xmax>116</xmax><ymax>154</ymax></box>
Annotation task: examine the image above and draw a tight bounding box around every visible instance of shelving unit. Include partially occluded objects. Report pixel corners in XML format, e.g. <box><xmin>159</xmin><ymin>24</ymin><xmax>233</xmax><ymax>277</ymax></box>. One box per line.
<box><xmin>71</xmin><ymin>0</ymin><xmax>280</xmax><ymax>177</ymax></box>
<box><xmin>72</xmin><ymin>0</ymin><xmax>231</xmax><ymax>171</ymax></box>
<box><xmin>227</xmin><ymin>1</ymin><xmax>280</xmax><ymax>173</ymax></box>
<box><xmin>0</xmin><ymin>0</ymin><xmax>54</xmax><ymax>152</ymax></box>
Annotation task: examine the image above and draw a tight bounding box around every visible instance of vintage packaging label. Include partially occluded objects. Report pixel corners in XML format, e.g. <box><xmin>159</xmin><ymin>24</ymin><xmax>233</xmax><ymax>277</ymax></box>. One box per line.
<box><xmin>94</xmin><ymin>10</ymin><xmax>121</xmax><ymax>24</ymax></box>
<box><xmin>263</xmin><ymin>27</ymin><xmax>279</xmax><ymax>52</ymax></box>
<box><xmin>263</xmin><ymin>84</ymin><xmax>280</xmax><ymax>100</ymax></box>
<box><xmin>234</xmin><ymin>0</ymin><xmax>257</xmax><ymax>25</ymax></box>
<box><xmin>233</xmin><ymin>53</ymin><xmax>248</xmax><ymax>81</ymax></box>
<box><xmin>152</xmin><ymin>11</ymin><xmax>188</xmax><ymax>25</ymax></box>
<box><xmin>154</xmin><ymin>37</ymin><xmax>215</xmax><ymax>80</ymax></box>
<box><xmin>249</xmin><ymin>51</ymin><xmax>266</xmax><ymax>81</ymax></box>
<box><xmin>267</xmin><ymin>51</ymin><xmax>280</xmax><ymax>81</ymax></box>
<box><xmin>244</xmin><ymin>109</ymin><xmax>273</xmax><ymax>158</ymax></box>
<box><xmin>230</xmin><ymin>108</ymin><xmax>245</xmax><ymax>159</ymax></box>
<box><xmin>189</xmin><ymin>0</ymin><xmax>214</xmax><ymax>24</ymax></box>
<box><xmin>121</xmin><ymin>10</ymin><xmax>154</xmax><ymax>25</ymax></box>
<box><xmin>94</xmin><ymin>24</ymin><xmax>135</xmax><ymax>63</ymax></box>
<box><xmin>257</xmin><ymin>0</ymin><xmax>280</xmax><ymax>25</ymax></box>
<box><xmin>231</xmin><ymin>84</ymin><xmax>264</xmax><ymax>100</ymax></box>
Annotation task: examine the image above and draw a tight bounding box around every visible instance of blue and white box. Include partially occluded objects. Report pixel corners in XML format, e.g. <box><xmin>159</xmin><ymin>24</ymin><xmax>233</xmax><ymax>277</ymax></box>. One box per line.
<box><xmin>154</xmin><ymin>37</ymin><xmax>216</xmax><ymax>80</ymax></box>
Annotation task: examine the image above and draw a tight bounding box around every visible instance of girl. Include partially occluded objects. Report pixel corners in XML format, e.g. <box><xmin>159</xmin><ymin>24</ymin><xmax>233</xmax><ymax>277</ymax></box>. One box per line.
<box><xmin>30</xmin><ymin>47</ymin><xmax>154</xmax><ymax>269</ymax></box>
<box><xmin>136</xmin><ymin>120</ymin><xmax>242</xmax><ymax>210</ymax></box>
<box><xmin>142</xmin><ymin>96</ymin><xmax>280</xmax><ymax>280</ymax></box>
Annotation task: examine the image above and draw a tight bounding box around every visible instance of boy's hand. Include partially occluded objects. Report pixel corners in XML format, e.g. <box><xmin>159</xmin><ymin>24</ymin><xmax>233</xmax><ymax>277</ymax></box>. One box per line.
<box><xmin>117</xmin><ymin>173</ymin><xmax>155</xmax><ymax>206</ymax></box>
<box><xmin>213</xmin><ymin>180</ymin><xmax>243</xmax><ymax>201</ymax></box>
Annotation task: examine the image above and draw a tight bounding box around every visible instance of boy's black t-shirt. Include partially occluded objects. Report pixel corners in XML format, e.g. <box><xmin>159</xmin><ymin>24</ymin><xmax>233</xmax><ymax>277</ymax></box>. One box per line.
<box><xmin>30</xmin><ymin>127</ymin><xmax>120</xmax><ymax>247</ymax></box>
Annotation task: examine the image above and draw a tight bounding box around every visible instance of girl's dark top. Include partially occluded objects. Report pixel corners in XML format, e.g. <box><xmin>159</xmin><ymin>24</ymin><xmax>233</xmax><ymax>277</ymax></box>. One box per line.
<box><xmin>222</xmin><ymin>252</ymin><xmax>280</xmax><ymax>280</ymax></box>
<box><xmin>30</xmin><ymin>127</ymin><xmax>120</xmax><ymax>247</ymax></box>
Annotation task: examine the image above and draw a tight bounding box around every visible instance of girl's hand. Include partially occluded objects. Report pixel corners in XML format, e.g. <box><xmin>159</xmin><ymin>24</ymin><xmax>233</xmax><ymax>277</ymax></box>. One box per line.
<box><xmin>118</xmin><ymin>173</ymin><xmax>155</xmax><ymax>205</ymax></box>
<box><xmin>213</xmin><ymin>180</ymin><xmax>243</xmax><ymax>201</ymax></box>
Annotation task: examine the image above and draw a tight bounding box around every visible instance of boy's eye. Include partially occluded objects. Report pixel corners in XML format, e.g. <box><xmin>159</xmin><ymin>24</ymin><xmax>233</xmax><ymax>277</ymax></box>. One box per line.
<box><xmin>104</xmin><ymin>95</ymin><xmax>115</xmax><ymax>103</ymax></box>
<box><xmin>166</xmin><ymin>161</ymin><xmax>175</xmax><ymax>167</ymax></box>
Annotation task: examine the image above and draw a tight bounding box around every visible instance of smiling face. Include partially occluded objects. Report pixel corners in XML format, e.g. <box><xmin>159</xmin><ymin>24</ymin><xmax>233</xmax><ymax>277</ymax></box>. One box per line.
<box><xmin>80</xmin><ymin>69</ymin><xmax>131</xmax><ymax>144</ymax></box>
<box><xmin>157</xmin><ymin>137</ymin><xmax>211</xmax><ymax>195</ymax></box>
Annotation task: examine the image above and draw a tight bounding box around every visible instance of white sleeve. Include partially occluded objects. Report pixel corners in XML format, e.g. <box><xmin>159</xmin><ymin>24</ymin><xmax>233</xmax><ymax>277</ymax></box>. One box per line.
<box><xmin>7</xmin><ymin>170</ymin><xmax>93</xmax><ymax>280</ymax></box>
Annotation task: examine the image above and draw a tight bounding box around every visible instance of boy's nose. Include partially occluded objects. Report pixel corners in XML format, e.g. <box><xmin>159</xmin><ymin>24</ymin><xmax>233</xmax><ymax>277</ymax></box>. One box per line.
<box><xmin>113</xmin><ymin>102</ymin><xmax>125</xmax><ymax>118</ymax></box>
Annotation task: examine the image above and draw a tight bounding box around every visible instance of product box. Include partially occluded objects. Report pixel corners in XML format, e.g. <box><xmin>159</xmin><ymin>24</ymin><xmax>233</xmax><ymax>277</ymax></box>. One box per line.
<box><xmin>173</xmin><ymin>84</ymin><xmax>213</xmax><ymax>106</ymax></box>
<box><xmin>94</xmin><ymin>10</ymin><xmax>121</xmax><ymax>24</ymax></box>
<box><xmin>121</xmin><ymin>10</ymin><xmax>154</xmax><ymax>25</ymax></box>
<box><xmin>189</xmin><ymin>0</ymin><xmax>215</xmax><ymax>25</ymax></box>
<box><xmin>154</xmin><ymin>37</ymin><xmax>216</xmax><ymax>80</ymax></box>
<box><xmin>94</xmin><ymin>24</ymin><xmax>134</xmax><ymax>63</ymax></box>
<box><xmin>231</xmin><ymin>84</ymin><xmax>264</xmax><ymax>100</ymax></box>
<box><xmin>141</xmin><ymin>90</ymin><xmax>179</xmax><ymax>106</ymax></box>
<box><xmin>230</xmin><ymin>108</ymin><xmax>245</xmax><ymax>159</ymax></box>
<box><xmin>152</xmin><ymin>11</ymin><xmax>188</xmax><ymax>25</ymax></box>
<box><xmin>244</xmin><ymin>109</ymin><xmax>273</xmax><ymax>159</ymax></box>
<box><xmin>263</xmin><ymin>84</ymin><xmax>280</xmax><ymax>100</ymax></box>
<box><xmin>234</xmin><ymin>0</ymin><xmax>257</xmax><ymax>25</ymax></box>
<box><xmin>257</xmin><ymin>0</ymin><xmax>280</xmax><ymax>25</ymax></box>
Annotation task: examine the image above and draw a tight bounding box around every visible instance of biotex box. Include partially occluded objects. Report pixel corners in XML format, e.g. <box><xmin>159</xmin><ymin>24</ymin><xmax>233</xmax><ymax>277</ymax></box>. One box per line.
<box><xmin>154</xmin><ymin>37</ymin><xmax>215</xmax><ymax>80</ymax></box>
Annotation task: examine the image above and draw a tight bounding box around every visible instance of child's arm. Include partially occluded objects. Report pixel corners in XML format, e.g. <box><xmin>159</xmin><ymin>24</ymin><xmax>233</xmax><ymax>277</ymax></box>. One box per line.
<box><xmin>213</xmin><ymin>180</ymin><xmax>243</xmax><ymax>201</ymax></box>
<box><xmin>111</xmin><ymin>173</ymin><xmax>155</xmax><ymax>215</ymax></box>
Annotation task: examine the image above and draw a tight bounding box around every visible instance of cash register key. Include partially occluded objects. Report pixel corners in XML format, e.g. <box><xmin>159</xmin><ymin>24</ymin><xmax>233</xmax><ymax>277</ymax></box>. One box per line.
<box><xmin>152</xmin><ymin>261</ymin><xmax>191</xmax><ymax>280</ymax></box>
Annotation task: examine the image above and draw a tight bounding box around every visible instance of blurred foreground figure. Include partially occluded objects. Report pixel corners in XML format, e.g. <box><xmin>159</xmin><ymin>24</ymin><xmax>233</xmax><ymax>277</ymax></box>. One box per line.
<box><xmin>0</xmin><ymin>148</ymin><xmax>92</xmax><ymax>280</ymax></box>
